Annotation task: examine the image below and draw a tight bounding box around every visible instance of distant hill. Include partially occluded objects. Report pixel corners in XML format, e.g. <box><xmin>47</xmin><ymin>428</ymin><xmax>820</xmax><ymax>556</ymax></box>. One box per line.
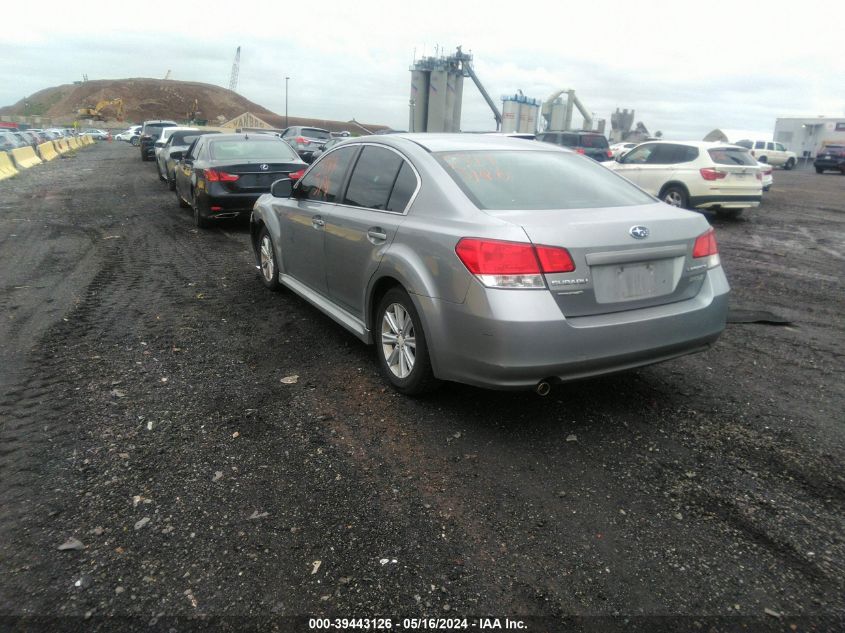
<box><xmin>0</xmin><ymin>78</ymin><xmax>389</xmax><ymax>133</ymax></box>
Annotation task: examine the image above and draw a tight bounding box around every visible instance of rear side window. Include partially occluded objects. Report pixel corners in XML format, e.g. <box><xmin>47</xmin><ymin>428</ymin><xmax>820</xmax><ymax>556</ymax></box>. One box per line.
<box><xmin>766</xmin><ymin>142</ymin><xmax>775</xmax><ymax>150</ymax></box>
<box><xmin>344</xmin><ymin>146</ymin><xmax>404</xmax><ymax>210</ymax></box>
<box><xmin>560</xmin><ymin>134</ymin><xmax>578</xmax><ymax>147</ymax></box>
<box><xmin>387</xmin><ymin>162</ymin><xmax>418</xmax><ymax>212</ymax></box>
<box><xmin>299</xmin><ymin>146</ymin><xmax>357</xmax><ymax>202</ymax></box>
<box><xmin>708</xmin><ymin>148</ymin><xmax>757</xmax><ymax>165</ymax></box>
<box><xmin>437</xmin><ymin>150</ymin><xmax>654</xmax><ymax>210</ymax></box>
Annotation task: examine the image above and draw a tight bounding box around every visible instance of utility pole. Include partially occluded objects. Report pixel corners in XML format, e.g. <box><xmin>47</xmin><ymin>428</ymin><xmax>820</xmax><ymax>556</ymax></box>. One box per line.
<box><xmin>285</xmin><ymin>76</ymin><xmax>290</xmax><ymax>128</ymax></box>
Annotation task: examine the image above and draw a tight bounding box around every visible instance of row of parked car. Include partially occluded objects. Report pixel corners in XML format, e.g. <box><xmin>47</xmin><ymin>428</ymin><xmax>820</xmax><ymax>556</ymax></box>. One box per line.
<box><xmin>0</xmin><ymin>127</ymin><xmax>91</xmax><ymax>152</ymax></box>
<box><xmin>128</xmin><ymin>119</ymin><xmax>734</xmax><ymax>396</ymax></box>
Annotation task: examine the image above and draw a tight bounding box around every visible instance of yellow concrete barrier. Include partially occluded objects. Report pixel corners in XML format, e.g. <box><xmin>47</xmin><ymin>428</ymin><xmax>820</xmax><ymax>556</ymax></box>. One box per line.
<box><xmin>38</xmin><ymin>141</ymin><xmax>59</xmax><ymax>161</ymax></box>
<box><xmin>10</xmin><ymin>145</ymin><xmax>43</xmax><ymax>169</ymax></box>
<box><xmin>80</xmin><ymin>135</ymin><xmax>89</xmax><ymax>145</ymax></box>
<box><xmin>53</xmin><ymin>139</ymin><xmax>67</xmax><ymax>153</ymax></box>
<box><xmin>0</xmin><ymin>151</ymin><xmax>19</xmax><ymax>180</ymax></box>
<box><xmin>67</xmin><ymin>137</ymin><xmax>79</xmax><ymax>150</ymax></box>
<box><xmin>85</xmin><ymin>134</ymin><xmax>94</xmax><ymax>145</ymax></box>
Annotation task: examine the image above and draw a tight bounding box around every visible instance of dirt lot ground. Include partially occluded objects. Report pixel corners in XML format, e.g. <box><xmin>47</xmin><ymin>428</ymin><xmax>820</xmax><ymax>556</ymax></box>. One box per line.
<box><xmin>0</xmin><ymin>143</ymin><xmax>843</xmax><ymax>632</ymax></box>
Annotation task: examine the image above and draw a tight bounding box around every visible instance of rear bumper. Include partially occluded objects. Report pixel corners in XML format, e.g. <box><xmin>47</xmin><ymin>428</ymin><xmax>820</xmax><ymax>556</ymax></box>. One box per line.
<box><xmin>196</xmin><ymin>187</ymin><xmax>263</xmax><ymax>218</ymax></box>
<box><xmin>689</xmin><ymin>194</ymin><xmax>761</xmax><ymax>209</ymax></box>
<box><xmin>415</xmin><ymin>267</ymin><xmax>730</xmax><ymax>390</ymax></box>
<box><xmin>814</xmin><ymin>160</ymin><xmax>845</xmax><ymax>170</ymax></box>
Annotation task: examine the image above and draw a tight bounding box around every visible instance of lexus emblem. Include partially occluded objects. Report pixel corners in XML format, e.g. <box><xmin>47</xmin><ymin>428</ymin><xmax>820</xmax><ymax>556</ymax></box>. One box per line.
<box><xmin>629</xmin><ymin>225</ymin><xmax>650</xmax><ymax>239</ymax></box>
<box><xmin>259</xmin><ymin>164</ymin><xmax>269</xmax><ymax>171</ymax></box>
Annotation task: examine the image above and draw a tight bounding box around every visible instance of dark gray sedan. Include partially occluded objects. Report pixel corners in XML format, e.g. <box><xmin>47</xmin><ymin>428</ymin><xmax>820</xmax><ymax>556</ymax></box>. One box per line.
<box><xmin>250</xmin><ymin>134</ymin><xmax>729</xmax><ymax>394</ymax></box>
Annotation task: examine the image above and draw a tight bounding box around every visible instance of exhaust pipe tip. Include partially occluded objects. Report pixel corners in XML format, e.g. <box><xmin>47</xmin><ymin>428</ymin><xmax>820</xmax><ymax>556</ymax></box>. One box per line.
<box><xmin>535</xmin><ymin>380</ymin><xmax>551</xmax><ymax>397</ymax></box>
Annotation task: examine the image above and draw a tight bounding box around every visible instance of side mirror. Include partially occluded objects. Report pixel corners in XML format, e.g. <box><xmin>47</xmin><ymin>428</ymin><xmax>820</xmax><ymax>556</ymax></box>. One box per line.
<box><xmin>270</xmin><ymin>178</ymin><xmax>293</xmax><ymax>198</ymax></box>
<box><xmin>170</xmin><ymin>150</ymin><xmax>184</xmax><ymax>160</ymax></box>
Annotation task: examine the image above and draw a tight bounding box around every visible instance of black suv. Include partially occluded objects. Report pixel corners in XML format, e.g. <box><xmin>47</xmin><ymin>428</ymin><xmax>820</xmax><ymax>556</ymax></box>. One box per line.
<box><xmin>280</xmin><ymin>126</ymin><xmax>332</xmax><ymax>163</ymax></box>
<box><xmin>814</xmin><ymin>144</ymin><xmax>845</xmax><ymax>174</ymax></box>
<box><xmin>140</xmin><ymin>120</ymin><xmax>178</xmax><ymax>161</ymax></box>
<box><xmin>535</xmin><ymin>131</ymin><xmax>612</xmax><ymax>162</ymax></box>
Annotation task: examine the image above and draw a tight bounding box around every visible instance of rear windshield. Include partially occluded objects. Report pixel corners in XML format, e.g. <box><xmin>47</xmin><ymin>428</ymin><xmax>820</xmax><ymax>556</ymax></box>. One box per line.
<box><xmin>172</xmin><ymin>131</ymin><xmax>217</xmax><ymax>146</ymax></box>
<box><xmin>823</xmin><ymin>145</ymin><xmax>845</xmax><ymax>151</ymax></box>
<box><xmin>209</xmin><ymin>140</ymin><xmax>299</xmax><ymax>161</ymax></box>
<box><xmin>708</xmin><ymin>148</ymin><xmax>757</xmax><ymax>166</ymax></box>
<box><xmin>302</xmin><ymin>128</ymin><xmax>331</xmax><ymax>140</ymax></box>
<box><xmin>436</xmin><ymin>150</ymin><xmax>654</xmax><ymax>210</ymax></box>
<box><xmin>579</xmin><ymin>135</ymin><xmax>609</xmax><ymax>148</ymax></box>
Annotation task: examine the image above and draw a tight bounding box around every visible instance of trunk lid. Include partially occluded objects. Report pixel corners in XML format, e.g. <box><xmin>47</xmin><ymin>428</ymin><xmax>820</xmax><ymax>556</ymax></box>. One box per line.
<box><xmin>491</xmin><ymin>203</ymin><xmax>712</xmax><ymax>317</ymax></box>
<box><xmin>208</xmin><ymin>160</ymin><xmax>304</xmax><ymax>193</ymax></box>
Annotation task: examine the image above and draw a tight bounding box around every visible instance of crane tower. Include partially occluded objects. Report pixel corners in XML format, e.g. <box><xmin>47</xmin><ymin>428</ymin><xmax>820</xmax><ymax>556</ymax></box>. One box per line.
<box><xmin>229</xmin><ymin>46</ymin><xmax>241</xmax><ymax>92</ymax></box>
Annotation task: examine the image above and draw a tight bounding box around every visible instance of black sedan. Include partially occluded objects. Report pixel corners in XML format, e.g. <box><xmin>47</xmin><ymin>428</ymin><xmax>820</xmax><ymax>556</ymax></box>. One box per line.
<box><xmin>173</xmin><ymin>133</ymin><xmax>307</xmax><ymax>228</ymax></box>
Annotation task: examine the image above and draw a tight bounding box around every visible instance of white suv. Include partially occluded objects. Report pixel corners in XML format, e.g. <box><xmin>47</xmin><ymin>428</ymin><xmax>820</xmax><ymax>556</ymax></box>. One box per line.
<box><xmin>734</xmin><ymin>139</ymin><xmax>796</xmax><ymax>169</ymax></box>
<box><xmin>607</xmin><ymin>141</ymin><xmax>762</xmax><ymax>218</ymax></box>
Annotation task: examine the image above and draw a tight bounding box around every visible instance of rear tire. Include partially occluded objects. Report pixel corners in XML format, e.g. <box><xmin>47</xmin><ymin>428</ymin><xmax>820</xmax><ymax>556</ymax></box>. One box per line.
<box><xmin>815</xmin><ymin>167</ymin><xmax>824</xmax><ymax>174</ymax></box>
<box><xmin>193</xmin><ymin>193</ymin><xmax>209</xmax><ymax>229</ymax></box>
<box><xmin>257</xmin><ymin>228</ymin><xmax>281</xmax><ymax>291</ymax></box>
<box><xmin>176</xmin><ymin>186</ymin><xmax>190</xmax><ymax>209</ymax></box>
<box><xmin>374</xmin><ymin>288</ymin><xmax>440</xmax><ymax>396</ymax></box>
<box><xmin>168</xmin><ymin>172</ymin><xmax>176</xmax><ymax>191</ymax></box>
<box><xmin>784</xmin><ymin>158</ymin><xmax>795</xmax><ymax>170</ymax></box>
<box><xmin>661</xmin><ymin>185</ymin><xmax>688</xmax><ymax>209</ymax></box>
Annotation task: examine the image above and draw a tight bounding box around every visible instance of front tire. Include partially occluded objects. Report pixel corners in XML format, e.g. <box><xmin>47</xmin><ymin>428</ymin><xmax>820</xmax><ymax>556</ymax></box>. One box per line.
<box><xmin>784</xmin><ymin>158</ymin><xmax>795</xmax><ymax>170</ymax></box>
<box><xmin>661</xmin><ymin>185</ymin><xmax>688</xmax><ymax>209</ymax></box>
<box><xmin>375</xmin><ymin>288</ymin><xmax>439</xmax><ymax>395</ymax></box>
<box><xmin>176</xmin><ymin>186</ymin><xmax>190</xmax><ymax>208</ymax></box>
<box><xmin>257</xmin><ymin>229</ymin><xmax>281</xmax><ymax>291</ymax></box>
<box><xmin>758</xmin><ymin>155</ymin><xmax>768</xmax><ymax>164</ymax></box>
<box><xmin>168</xmin><ymin>171</ymin><xmax>176</xmax><ymax>191</ymax></box>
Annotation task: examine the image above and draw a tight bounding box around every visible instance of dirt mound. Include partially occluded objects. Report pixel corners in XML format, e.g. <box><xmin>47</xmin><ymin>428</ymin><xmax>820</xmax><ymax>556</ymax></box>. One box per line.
<box><xmin>0</xmin><ymin>78</ymin><xmax>388</xmax><ymax>133</ymax></box>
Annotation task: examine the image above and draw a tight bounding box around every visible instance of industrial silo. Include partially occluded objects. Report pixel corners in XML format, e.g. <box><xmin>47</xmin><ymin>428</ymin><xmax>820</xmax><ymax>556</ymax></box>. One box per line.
<box><xmin>452</xmin><ymin>72</ymin><xmax>464</xmax><ymax>131</ymax></box>
<box><xmin>426</xmin><ymin>68</ymin><xmax>448</xmax><ymax>133</ymax></box>
<box><xmin>501</xmin><ymin>96</ymin><xmax>521</xmax><ymax>134</ymax></box>
<box><xmin>444</xmin><ymin>71</ymin><xmax>456</xmax><ymax>132</ymax></box>
<box><xmin>410</xmin><ymin>69</ymin><xmax>430</xmax><ymax>133</ymax></box>
<box><xmin>519</xmin><ymin>99</ymin><xmax>539</xmax><ymax>133</ymax></box>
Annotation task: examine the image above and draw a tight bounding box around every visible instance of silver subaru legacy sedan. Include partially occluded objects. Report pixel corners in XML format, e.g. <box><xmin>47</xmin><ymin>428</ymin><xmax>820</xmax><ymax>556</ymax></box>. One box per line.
<box><xmin>250</xmin><ymin>134</ymin><xmax>729</xmax><ymax>395</ymax></box>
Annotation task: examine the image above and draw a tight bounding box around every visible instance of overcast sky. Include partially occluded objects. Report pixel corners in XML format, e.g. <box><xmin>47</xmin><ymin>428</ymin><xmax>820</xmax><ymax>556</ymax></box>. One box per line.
<box><xmin>4</xmin><ymin>0</ymin><xmax>843</xmax><ymax>138</ymax></box>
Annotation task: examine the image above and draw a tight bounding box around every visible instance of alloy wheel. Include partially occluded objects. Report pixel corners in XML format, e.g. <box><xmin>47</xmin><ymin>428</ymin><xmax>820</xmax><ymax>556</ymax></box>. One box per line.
<box><xmin>260</xmin><ymin>235</ymin><xmax>275</xmax><ymax>283</ymax></box>
<box><xmin>381</xmin><ymin>303</ymin><xmax>416</xmax><ymax>379</ymax></box>
<box><xmin>664</xmin><ymin>190</ymin><xmax>683</xmax><ymax>207</ymax></box>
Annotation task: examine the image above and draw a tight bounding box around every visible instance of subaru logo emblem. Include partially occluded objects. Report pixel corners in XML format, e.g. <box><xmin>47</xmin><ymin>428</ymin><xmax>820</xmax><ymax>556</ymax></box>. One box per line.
<box><xmin>259</xmin><ymin>164</ymin><xmax>269</xmax><ymax>171</ymax></box>
<box><xmin>629</xmin><ymin>225</ymin><xmax>649</xmax><ymax>239</ymax></box>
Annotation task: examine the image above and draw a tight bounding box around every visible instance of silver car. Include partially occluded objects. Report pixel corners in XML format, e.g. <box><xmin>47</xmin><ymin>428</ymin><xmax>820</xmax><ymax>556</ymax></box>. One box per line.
<box><xmin>250</xmin><ymin>134</ymin><xmax>729</xmax><ymax>394</ymax></box>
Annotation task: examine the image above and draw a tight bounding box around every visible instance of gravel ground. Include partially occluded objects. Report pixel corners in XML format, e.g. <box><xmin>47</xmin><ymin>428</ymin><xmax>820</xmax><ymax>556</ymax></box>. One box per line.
<box><xmin>0</xmin><ymin>143</ymin><xmax>843</xmax><ymax>632</ymax></box>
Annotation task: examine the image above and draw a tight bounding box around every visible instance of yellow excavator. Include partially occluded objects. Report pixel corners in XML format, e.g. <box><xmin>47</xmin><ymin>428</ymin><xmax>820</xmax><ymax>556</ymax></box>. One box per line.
<box><xmin>77</xmin><ymin>98</ymin><xmax>125</xmax><ymax>121</ymax></box>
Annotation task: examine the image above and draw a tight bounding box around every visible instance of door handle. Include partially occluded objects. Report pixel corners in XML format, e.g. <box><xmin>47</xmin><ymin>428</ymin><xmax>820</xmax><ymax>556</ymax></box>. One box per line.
<box><xmin>312</xmin><ymin>215</ymin><xmax>325</xmax><ymax>228</ymax></box>
<box><xmin>367</xmin><ymin>227</ymin><xmax>388</xmax><ymax>242</ymax></box>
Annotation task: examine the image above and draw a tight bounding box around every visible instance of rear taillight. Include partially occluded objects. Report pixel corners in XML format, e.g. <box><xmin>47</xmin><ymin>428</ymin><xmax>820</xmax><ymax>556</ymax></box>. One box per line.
<box><xmin>204</xmin><ymin>168</ymin><xmax>239</xmax><ymax>182</ymax></box>
<box><xmin>576</xmin><ymin>148</ymin><xmax>586</xmax><ymax>155</ymax></box>
<box><xmin>289</xmin><ymin>169</ymin><xmax>305</xmax><ymax>180</ymax></box>
<box><xmin>700</xmin><ymin>167</ymin><xmax>727</xmax><ymax>181</ymax></box>
<box><xmin>606</xmin><ymin>150</ymin><xmax>613</xmax><ymax>158</ymax></box>
<box><xmin>455</xmin><ymin>238</ymin><xmax>574</xmax><ymax>289</ymax></box>
<box><xmin>295</xmin><ymin>136</ymin><xmax>308</xmax><ymax>145</ymax></box>
<box><xmin>692</xmin><ymin>227</ymin><xmax>720</xmax><ymax>269</ymax></box>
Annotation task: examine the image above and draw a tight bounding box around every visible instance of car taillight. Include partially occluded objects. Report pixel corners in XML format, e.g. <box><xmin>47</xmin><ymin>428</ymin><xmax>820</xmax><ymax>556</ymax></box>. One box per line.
<box><xmin>692</xmin><ymin>227</ymin><xmax>720</xmax><ymax>269</ymax></box>
<box><xmin>700</xmin><ymin>167</ymin><xmax>727</xmax><ymax>181</ymax></box>
<box><xmin>606</xmin><ymin>150</ymin><xmax>613</xmax><ymax>158</ymax></box>
<box><xmin>575</xmin><ymin>148</ymin><xmax>585</xmax><ymax>154</ymax></box>
<box><xmin>295</xmin><ymin>136</ymin><xmax>308</xmax><ymax>145</ymax></box>
<box><xmin>204</xmin><ymin>169</ymin><xmax>239</xmax><ymax>182</ymax></box>
<box><xmin>289</xmin><ymin>169</ymin><xmax>305</xmax><ymax>180</ymax></box>
<box><xmin>455</xmin><ymin>238</ymin><xmax>574</xmax><ymax>289</ymax></box>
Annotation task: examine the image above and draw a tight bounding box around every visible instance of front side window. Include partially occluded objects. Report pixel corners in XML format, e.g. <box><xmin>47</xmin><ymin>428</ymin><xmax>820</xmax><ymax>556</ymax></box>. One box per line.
<box><xmin>775</xmin><ymin>143</ymin><xmax>786</xmax><ymax>151</ymax></box>
<box><xmin>437</xmin><ymin>150</ymin><xmax>654</xmax><ymax>210</ymax></box>
<box><xmin>622</xmin><ymin>144</ymin><xmax>656</xmax><ymax>164</ymax></box>
<box><xmin>735</xmin><ymin>140</ymin><xmax>752</xmax><ymax>149</ymax></box>
<box><xmin>344</xmin><ymin>146</ymin><xmax>404</xmax><ymax>210</ymax></box>
<box><xmin>766</xmin><ymin>142</ymin><xmax>775</xmax><ymax>150</ymax></box>
<box><xmin>298</xmin><ymin>146</ymin><xmax>357</xmax><ymax>202</ymax></box>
